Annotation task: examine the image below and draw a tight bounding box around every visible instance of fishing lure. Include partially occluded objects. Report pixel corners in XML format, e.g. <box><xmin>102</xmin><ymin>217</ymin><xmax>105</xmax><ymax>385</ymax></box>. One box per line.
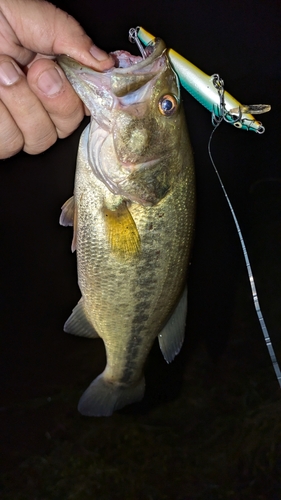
<box><xmin>129</xmin><ymin>27</ymin><xmax>281</xmax><ymax>388</ymax></box>
<box><xmin>129</xmin><ymin>27</ymin><xmax>270</xmax><ymax>133</ymax></box>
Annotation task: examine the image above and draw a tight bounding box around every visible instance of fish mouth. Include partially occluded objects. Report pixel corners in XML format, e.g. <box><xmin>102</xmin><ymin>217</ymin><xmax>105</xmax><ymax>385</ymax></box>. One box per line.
<box><xmin>57</xmin><ymin>37</ymin><xmax>167</xmax><ymax>127</ymax></box>
<box><xmin>109</xmin><ymin>37</ymin><xmax>163</xmax><ymax>69</ymax></box>
<box><xmin>57</xmin><ymin>37</ymin><xmax>166</xmax><ymax>86</ymax></box>
<box><xmin>56</xmin><ymin>38</ymin><xmax>166</xmax><ymax>74</ymax></box>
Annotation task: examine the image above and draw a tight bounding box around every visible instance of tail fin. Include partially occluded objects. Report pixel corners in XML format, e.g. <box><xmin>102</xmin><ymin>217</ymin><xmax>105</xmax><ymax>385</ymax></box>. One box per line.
<box><xmin>78</xmin><ymin>373</ymin><xmax>145</xmax><ymax>417</ymax></box>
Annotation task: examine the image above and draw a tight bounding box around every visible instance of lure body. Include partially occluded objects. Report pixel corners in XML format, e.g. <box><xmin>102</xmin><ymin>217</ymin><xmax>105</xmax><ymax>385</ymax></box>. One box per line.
<box><xmin>138</xmin><ymin>27</ymin><xmax>268</xmax><ymax>133</ymax></box>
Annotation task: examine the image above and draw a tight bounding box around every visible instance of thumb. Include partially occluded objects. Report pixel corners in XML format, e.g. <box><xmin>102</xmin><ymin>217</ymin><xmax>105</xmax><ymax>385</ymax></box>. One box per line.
<box><xmin>1</xmin><ymin>0</ymin><xmax>114</xmax><ymax>70</ymax></box>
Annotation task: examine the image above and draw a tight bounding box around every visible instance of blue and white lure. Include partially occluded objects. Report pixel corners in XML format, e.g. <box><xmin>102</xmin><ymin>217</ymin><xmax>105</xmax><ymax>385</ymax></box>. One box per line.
<box><xmin>129</xmin><ymin>27</ymin><xmax>281</xmax><ymax>388</ymax></box>
<box><xmin>133</xmin><ymin>26</ymin><xmax>270</xmax><ymax>133</ymax></box>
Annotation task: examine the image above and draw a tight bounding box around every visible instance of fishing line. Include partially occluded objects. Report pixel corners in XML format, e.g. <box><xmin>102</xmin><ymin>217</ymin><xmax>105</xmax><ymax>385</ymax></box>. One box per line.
<box><xmin>207</xmin><ymin>85</ymin><xmax>281</xmax><ymax>388</ymax></box>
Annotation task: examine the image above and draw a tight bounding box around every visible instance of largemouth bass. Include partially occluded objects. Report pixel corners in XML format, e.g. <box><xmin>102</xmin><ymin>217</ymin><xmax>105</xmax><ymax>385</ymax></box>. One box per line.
<box><xmin>58</xmin><ymin>36</ymin><xmax>195</xmax><ymax>417</ymax></box>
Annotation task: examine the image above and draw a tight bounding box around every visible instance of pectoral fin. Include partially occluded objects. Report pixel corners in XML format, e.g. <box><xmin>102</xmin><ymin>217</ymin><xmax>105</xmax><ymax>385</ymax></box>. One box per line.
<box><xmin>103</xmin><ymin>201</ymin><xmax>141</xmax><ymax>257</ymax></box>
<box><xmin>158</xmin><ymin>286</ymin><xmax>187</xmax><ymax>363</ymax></box>
<box><xmin>59</xmin><ymin>196</ymin><xmax>77</xmax><ymax>253</ymax></box>
<box><xmin>64</xmin><ymin>299</ymin><xmax>99</xmax><ymax>339</ymax></box>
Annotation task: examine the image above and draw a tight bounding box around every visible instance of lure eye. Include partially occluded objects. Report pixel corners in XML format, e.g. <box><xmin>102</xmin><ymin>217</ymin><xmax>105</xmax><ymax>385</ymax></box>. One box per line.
<box><xmin>233</xmin><ymin>122</ymin><xmax>242</xmax><ymax>128</ymax></box>
<box><xmin>158</xmin><ymin>94</ymin><xmax>178</xmax><ymax>116</ymax></box>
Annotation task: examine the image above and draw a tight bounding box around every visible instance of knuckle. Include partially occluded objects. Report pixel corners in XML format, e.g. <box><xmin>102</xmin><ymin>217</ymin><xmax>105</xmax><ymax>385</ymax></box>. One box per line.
<box><xmin>56</xmin><ymin>113</ymin><xmax>84</xmax><ymax>139</ymax></box>
<box><xmin>0</xmin><ymin>109</ymin><xmax>24</xmax><ymax>159</ymax></box>
<box><xmin>0</xmin><ymin>137</ymin><xmax>23</xmax><ymax>159</ymax></box>
<box><xmin>23</xmin><ymin>129</ymin><xmax>57</xmax><ymax>155</ymax></box>
<box><xmin>53</xmin><ymin>102</ymin><xmax>84</xmax><ymax>139</ymax></box>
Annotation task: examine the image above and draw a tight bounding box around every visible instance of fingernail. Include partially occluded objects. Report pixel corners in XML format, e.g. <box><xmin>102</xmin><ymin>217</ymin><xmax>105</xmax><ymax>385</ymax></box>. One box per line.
<box><xmin>89</xmin><ymin>44</ymin><xmax>112</xmax><ymax>62</ymax></box>
<box><xmin>37</xmin><ymin>67</ymin><xmax>63</xmax><ymax>96</ymax></box>
<box><xmin>0</xmin><ymin>61</ymin><xmax>22</xmax><ymax>85</ymax></box>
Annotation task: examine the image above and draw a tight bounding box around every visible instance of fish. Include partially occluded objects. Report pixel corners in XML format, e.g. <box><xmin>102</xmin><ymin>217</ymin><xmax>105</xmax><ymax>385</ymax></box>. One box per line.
<box><xmin>57</xmin><ymin>35</ymin><xmax>195</xmax><ymax>417</ymax></box>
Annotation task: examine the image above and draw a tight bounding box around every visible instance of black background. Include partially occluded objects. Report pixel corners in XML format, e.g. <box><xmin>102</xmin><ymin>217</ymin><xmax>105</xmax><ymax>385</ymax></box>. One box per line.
<box><xmin>1</xmin><ymin>0</ymin><xmax>280</xmax><ymax>496</ymax></box>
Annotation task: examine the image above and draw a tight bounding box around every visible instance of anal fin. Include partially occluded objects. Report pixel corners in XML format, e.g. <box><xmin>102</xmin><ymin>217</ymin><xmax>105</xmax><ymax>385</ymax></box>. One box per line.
<box><xmin>64</xmin><ymin>299</ymin><xmax>99</xmax><ymax>339</ymax></box>
<box><xmin>158</xmin><ymin>286</ymin><xmax>187</xmax><ymax>363</ymax></box>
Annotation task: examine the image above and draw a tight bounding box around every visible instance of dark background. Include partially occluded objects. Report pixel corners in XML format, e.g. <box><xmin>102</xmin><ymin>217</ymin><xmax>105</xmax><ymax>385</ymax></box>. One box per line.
<box><xmin>1</xmin><ymin>0</ymin><xmax>281</xmax><ymax>498</ymax></box>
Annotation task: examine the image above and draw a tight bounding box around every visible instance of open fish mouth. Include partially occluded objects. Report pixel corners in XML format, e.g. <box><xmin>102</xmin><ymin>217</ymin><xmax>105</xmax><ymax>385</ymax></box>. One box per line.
<box><xmin>56</xmin><ymin>36</ymin><xmax>166</xmax><ymax>97</ymax></box>
<box><xmin>109</xmin><ymin>50</ymin><xmax>143</xmax><ymax>68</ymax></box>
<box><xmin>109</xmin><ymin>37</ymin><xmax>155</xmax><ymax>68</ymax></box>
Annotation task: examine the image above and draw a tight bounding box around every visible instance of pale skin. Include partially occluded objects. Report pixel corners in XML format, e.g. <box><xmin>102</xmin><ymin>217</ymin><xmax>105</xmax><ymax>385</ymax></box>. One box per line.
<box><xmin>0</xmin><ymin>0</ymin><xmax>114</xmax><ymax>159</ymax></box>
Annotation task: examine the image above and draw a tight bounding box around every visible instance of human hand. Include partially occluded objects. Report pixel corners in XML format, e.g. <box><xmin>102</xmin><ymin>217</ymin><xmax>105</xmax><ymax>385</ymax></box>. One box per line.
<box><xmin>0</xmin><ymin>0</ymin><xmax>114</xmax><ymax>159</ymax></box>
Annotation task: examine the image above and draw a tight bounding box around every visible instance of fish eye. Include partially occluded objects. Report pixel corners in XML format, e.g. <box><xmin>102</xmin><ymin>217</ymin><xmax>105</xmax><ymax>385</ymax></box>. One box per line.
<box><xmin>158</xmin><ymin>94</ymin><xmax>178</xmax><ymax>116</ymax></box>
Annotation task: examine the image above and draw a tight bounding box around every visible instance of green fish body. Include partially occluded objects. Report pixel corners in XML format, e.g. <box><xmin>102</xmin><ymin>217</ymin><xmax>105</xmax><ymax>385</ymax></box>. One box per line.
<box><xmin>58</xmin><ymin>37</ymin><xmax>195</xmax><ymax>416</ymax></box>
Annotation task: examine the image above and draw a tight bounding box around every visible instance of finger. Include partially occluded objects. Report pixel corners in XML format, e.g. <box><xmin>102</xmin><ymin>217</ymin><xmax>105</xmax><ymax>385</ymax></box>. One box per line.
<box><xmin>1</xmin><ymin>0</ymin><xmax>114</xmax><ymax>70</ymax></box>
<box><xmin>0</xmin><ymin>55</ymin><xmax>57</xmax><ymax>155</ymax></box>
<box><xmin>27</xmin><ymin>58</ymin><xmax>85</xmax><ymax>139</ymax></box>
<box><xmin>0</xmin><ymin>99</ymin><xmax>24</xmax><ymax>159</ymax></box>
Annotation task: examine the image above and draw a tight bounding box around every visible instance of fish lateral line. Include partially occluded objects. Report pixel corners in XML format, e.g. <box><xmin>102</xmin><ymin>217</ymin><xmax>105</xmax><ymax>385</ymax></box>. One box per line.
<box><xmin>102</xmin><ymin>201</ymin><xmax>141</xmax><ymax>258</ymax></box>
<box><xmin>134</xmin><ymin>27</ymin><xmax>270</xmax><ymax>134</ymax></box>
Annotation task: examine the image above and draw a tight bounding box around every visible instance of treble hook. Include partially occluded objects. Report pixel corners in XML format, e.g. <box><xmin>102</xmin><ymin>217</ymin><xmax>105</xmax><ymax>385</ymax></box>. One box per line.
<box><xmin>211</xmin><ymin>74</ymin><xmax>270</xmax><ymax>133</ymax></box>
<box><xmin>211</xmin><ymin>74</ymin><xmax>226</xmax><ymax>126</ymax></box>
<box><xmin>128</xmin><ymin>27</ymin><xmax>147</xmax><ymax>59</ymax></box>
